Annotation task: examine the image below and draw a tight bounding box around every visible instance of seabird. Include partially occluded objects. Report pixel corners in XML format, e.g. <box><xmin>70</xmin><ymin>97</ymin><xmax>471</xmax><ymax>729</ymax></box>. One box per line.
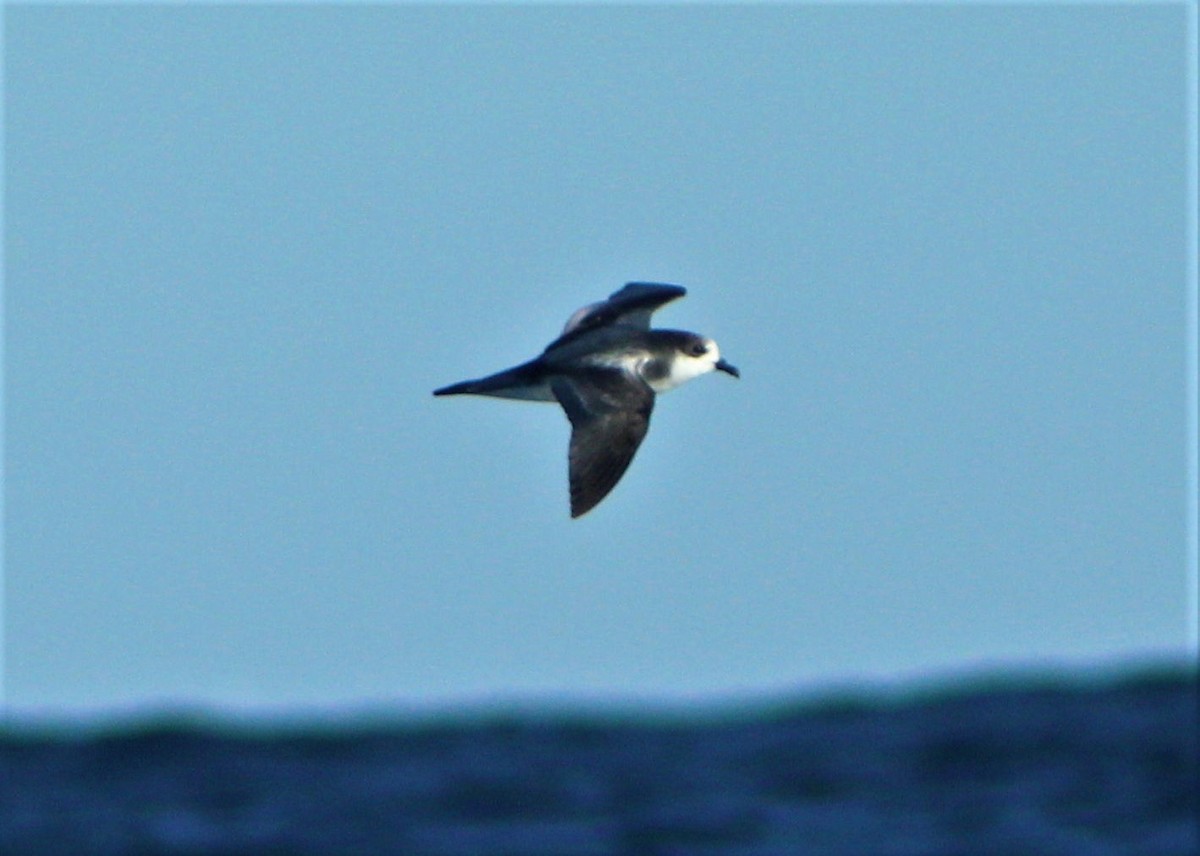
<box><xmin>433</xmin><ymin>282</ymin><xmax>739</xmax><ymax>518</ymax></box>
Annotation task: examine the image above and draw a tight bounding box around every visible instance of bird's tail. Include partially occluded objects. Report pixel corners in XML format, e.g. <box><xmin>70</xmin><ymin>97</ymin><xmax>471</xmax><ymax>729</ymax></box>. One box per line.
<box><xmin>433</xmin><ymin>360</ymin><xmax>555</xmax><ymax>402</ymax></box>
<box><xmin>433</xmin><ymin>378</ymin><xmax>488</xmax><ymax>396</ymax></box>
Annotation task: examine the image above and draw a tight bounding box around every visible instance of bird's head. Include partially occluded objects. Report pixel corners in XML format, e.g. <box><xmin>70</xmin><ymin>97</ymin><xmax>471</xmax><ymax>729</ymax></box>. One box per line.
<box><xmin>645</xmin><ymin>333</ymin><xmax>739</xmax><ymax>392</ymax></box>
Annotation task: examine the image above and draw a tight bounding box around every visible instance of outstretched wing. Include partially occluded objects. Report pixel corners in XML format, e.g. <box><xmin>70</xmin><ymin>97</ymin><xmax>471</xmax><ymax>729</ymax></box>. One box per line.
<box><xmin>551</xmin><ymin>369</ymin><xmax>655</xmax><ymax>518</ymax></box>
<box><xmin>556</xmin><ymin>283</ymin><xmax>687</xmax><ymax>343</ymax></box>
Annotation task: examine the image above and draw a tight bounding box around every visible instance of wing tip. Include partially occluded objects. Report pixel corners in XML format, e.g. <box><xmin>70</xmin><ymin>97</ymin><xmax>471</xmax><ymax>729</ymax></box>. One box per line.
<box><xmin>570</xmin><ymin>494</ymin><xmax>599</xmax><ymax>518</ymax></box>
<box><xmin>619</xmin><ymin>281</ymin><xmax>687</xmax><ymax>299</ymax></box>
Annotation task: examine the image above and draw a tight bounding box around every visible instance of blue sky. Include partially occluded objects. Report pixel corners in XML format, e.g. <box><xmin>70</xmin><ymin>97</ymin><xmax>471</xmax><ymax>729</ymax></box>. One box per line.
<box><xmin>4</xmin><ymin>5</ymin><xmax>1195</xmax><ymax>716</ymax></box>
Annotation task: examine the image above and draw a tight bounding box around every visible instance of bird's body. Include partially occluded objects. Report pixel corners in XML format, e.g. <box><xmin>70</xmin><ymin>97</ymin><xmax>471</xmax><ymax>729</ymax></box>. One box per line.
<box><xmin>434</xmin><ymin>283</ymin><xmax>738</xmax><ymax>517</ymax></box>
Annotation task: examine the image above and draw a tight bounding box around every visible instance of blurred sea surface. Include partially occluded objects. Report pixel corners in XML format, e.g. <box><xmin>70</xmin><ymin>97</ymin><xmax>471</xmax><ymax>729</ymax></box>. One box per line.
<box><xmin>2</xmin><ymin>663</ymin><xmax>1195</xmax><ymax>855</ymax></box>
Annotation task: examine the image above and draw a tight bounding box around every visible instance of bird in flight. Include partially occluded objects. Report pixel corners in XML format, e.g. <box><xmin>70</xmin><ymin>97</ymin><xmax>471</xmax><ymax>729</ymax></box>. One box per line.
<box><xmin>434</xmin><ymin>283</ymin><xmax>739</xmax><ymax>518</ymax></box>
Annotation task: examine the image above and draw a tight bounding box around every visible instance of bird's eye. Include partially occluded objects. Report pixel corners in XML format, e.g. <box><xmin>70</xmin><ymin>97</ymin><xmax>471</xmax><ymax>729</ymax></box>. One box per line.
<box><xmin>690</xmin><ymin>343</ymin><xmax>708</xmax><ymax>357</ymax></box>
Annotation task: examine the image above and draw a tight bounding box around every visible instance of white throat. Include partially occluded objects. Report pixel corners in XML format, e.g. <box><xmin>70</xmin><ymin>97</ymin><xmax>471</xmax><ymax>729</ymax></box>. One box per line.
<box><xmin>645</xmin><ymin>349</ymin><xmax>719</xmax><ymax>393</ymax></box>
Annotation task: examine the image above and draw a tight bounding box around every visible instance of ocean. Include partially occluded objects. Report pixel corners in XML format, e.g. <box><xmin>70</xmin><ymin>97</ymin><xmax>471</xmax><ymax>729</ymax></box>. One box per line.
<box><xmin>2</xmin><ymin>664</ymin><xmax>1195</xmax><ymax>855</ymax></box>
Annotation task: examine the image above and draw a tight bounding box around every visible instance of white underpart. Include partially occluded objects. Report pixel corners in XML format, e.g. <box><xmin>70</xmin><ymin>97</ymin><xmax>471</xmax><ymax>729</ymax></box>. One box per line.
<box><xmin>646</xmin><ymin>339</ymin><xmax>722</xmax><ymax>393</ymax></box>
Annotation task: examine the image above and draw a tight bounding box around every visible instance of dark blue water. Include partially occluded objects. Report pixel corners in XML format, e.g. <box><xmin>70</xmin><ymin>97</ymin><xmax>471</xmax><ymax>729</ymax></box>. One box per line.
<box><xmin>2</xmin><ymin>665</ymin><xmax>1195</xmax><ymax>855</ymax></box>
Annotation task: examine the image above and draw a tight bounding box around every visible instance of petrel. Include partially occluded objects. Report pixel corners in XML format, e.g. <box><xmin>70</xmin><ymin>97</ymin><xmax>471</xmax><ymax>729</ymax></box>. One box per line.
<box><xmin>433</xmin><ymin>283</ymin><xmax>739</xmax><ymax>518</ymax></box>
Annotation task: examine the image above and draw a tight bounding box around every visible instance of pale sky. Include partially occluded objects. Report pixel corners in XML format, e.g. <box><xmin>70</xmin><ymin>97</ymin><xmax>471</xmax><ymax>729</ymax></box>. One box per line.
<box><xmin>4</xmin><ymin>4</ymin><xmax>1195</xmax><ymax>716</ymax></box>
